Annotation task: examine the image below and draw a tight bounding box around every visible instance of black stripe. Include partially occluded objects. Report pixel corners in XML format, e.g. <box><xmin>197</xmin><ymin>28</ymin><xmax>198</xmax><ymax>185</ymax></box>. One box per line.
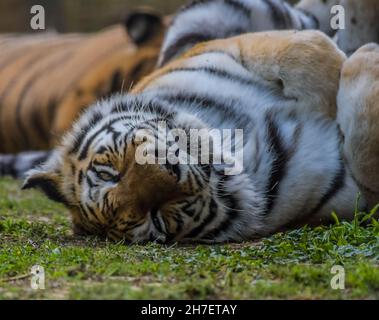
<box><xmin>295</xmin><ymin>8</ymin><xmax>319</xmax><ymax>29</ymax></box>
<box><xmin>47</xmin><ymin>99</ymin><xmax>58</xmax><ymax>126</ymax></box>
<box><xmin>165</xmin><ymin>162</ymin><xmax>182</xmax><ymax>182</ymax></box>
<box><xmin>160</xmin><ymin>26</ymin><xmax>246</xmax><ymax>67</ymax></box>
<box><xmin>1</xmin><ymin>151</ymin><xmax>51</xmax><ymax>178</ymax></box>
<box><xmin>308</xmin><ymin>160</ymin><xmax>346</xmax><ymax>216</ymax></box>
<box><xmin>223</xmin><ymin>0</ymin><xmax>252</xmax><ymax>17</ymax></box>
<box><xmin>109</xmin><ymin>69</ymin><xmax>123</xmax><ymax>94</ymax></box>
<box><xmin>83</xmin><ymin>204</ymin><xmax>100</xmax><ymax>223</ymax></box>
<box><xmin>77</xmin><ymin>117</ymin><xmax>125</xmax><ymax>160</ymax></box>
<box><xmin>201</xmin><ymin>195</ymin><xmax>240</xmax><ymax>240</ymax></box>
<box><xmin>30</xmin><ymin>107</ymin><xmax>47</xmax><ymax>142</ymax></box>
<box><xmin>13</xmin><ymin>50</ymin><xmax>75</xmax><ymax>149</ymax></box>
<box><xmin>184</xmin><ymin>197</ymin><xmax>218</xmax><ymax>239</ymax></box>
<box><xmin>265</xmin><ymin>0</ymin><xmax>290</xmax><ymax>29</ymax></box>
<box><xmin>179</xmin><ymin>0</ymin><xmax>251</xmax><ymax>17</ymax></box>
<box><xmin>262</xmin><ymin>113</ymin><xmax>289</xmax><ymax>215</ymax></box>
<box><xmin>69</xmin><ymin>112</ymin><xmax>104</xmax><ymax>154</ymax></box>
<box><xmin>78</xmin><ymin>170</ymin><xmax>84</xmax><ymax>185</ymax></box>
<box><xmin>281</xmin><ymin>2</ymin><xmax>294</xmax><ymax>28</ymax></box>
<box><xmin>186</xmin><ymin>171</ymin><xmax>195</xmax><ymax>194</ymax></box>
<box><xmin>160</xmin><ymin>33</ymin><xmax>214</xmax><ymax>66</ymax></box>
<box><xmin>57</xmin><ymin>41</ymin><xmax>128</xmax><ymax>102</ymax></box>
<box><xmin>29</xmin><ymin>151</ymin><xmax>51</xmax><ymax>169</ymax></box>
<box><xmin>347</xmin><ymin>164</ymin><xmax>378</xmax><ymax>196</ymax></box>
<box><xmin>173</xmin><ymin>213</ymin><xmax>184</xmax><ymax>235</ymax></box>
<box><xmin>217</xmin><ymin>174</ymin><xmax>239</xmax><ymax>210</ymax></box>
<box><xmin>79</xmin><ymin>205</ymin><xmax>90</xmax><ymax>220</ymax></box>
<box><xmin>86</xmin><ymin>175</ymin><xmax>96</xmax><ymax>189</ymax></box>
<box><xmin>209</xmin><ymin>174</ymin><xmax>242</xmax><ymax>239</ymax></box>
<box><xmin>0</xmin><ymin>50</ymin><xmax>60</xmax><ymax>151</ymax></box>
<box><xmin>111</xmin><ymin>100</ymin><xmax>172</xmax><ymax>119</ymax></box>
<box><xmin>165</xmin><ymin>66</ymin><xmax>267</xmax><ymax>89</ymax></box>
<box><xmin>159</xmin><ymin>93</ymin><xmax>241</xmax><ymax>121</ymax></box>
<box><xmin>0</xmin><ymin>49</ymin><xmax>54</xmax><ymax>101</ymax></box>
<box><xmin>178</xmin><ymin>0</ymin><xmax>214</xmax><ymax>13</ymax></box>
<box><xmin>298</xmin><ymin>15</ymin><xmax>307</xmax><ymax>29</ymax></box>
<box><xmin>0</xmin><ymin>37</ymin><xmax>77</xmax><ymax>75</ymax></box>
<box><xmin>0</xmin><ymin>49</ymin><xmax>39</xmax><ymax>74</ymax></box>
<box><xmin>181</xmin><ymin>199</ymin><xmax>197</xmax><ymax>218</ymax></box>
<box><xmin>191</xmin><ymin>166</ymin><xmax>206</xmax><ymax>188</ymax></box>
<box><xmin>0</xmin><ymin>62</ymin><xmax>33</xmax><ymax>105</ymax></box>
<box><xmin>22</xmin><ymin>174</ymin><xmax>69</xmax><ymax>206</ymax></box>
<box><xmin>0</xmin><ymin>154</ymin><xmax>16</xmax><ymax>177</ymax></box>
<box><xmin>74</xmin><ymin>100</ymin><xmax>172</xmax><ymax>160</ymax></box>
<box><xmin>77</xmin><ymin>114</ymin><xmax>163</xmax><ymax>161</ymax></box>
<box><xmin>187</xmin><ymin>49</ymin><xmax>241</xmax><ymax>66</ymax></box>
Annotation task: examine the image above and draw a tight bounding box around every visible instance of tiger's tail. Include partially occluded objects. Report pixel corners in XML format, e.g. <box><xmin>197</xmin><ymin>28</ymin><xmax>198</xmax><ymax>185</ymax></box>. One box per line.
<box><xmin>0</xmin><ymin>151</ymin><xmax>51</xmax><ymax>179</ymax></box>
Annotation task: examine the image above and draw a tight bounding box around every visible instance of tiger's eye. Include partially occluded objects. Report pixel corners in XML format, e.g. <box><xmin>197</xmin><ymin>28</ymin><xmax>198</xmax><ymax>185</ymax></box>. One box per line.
<box><xmin>99</xmin><ymin>171</ymin><xmax>120</xmax><ymax>182</ymax></box>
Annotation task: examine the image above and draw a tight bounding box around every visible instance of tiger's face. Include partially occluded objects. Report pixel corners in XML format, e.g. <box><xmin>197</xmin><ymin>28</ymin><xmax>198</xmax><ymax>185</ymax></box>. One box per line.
<box><xmin>23</xmin><ymin>97</ymin><xmax>246</xmax><ymax>243</ymax></box>
<box><xmin>67</xmin><ymin>145</ymin><xmax>215</xmax><ymax>243</ymax></box>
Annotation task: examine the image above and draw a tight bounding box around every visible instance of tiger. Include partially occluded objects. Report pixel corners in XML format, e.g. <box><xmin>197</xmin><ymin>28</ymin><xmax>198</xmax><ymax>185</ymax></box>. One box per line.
<box><xmin>0</xmin><ymin>10</ymin><xmax>165</xmax><ymax>154</ymax></box>
<box><xmin>2</xmin><ymin>0</ymin><xmax>379</xmax><ymax>178</ymax></box>
<box><xmin>158</xmin><ymin>0</ymin><xmax>326</xmax><ymax>66</ymax></box>
<box><xmin>337</xmin><ymin>43</ymin><xmax>379</xmax><ymax>209</ymax></box>
<box><xmin>22</xmin><ymin>29</ymin><xmax>379</xmax><ymax>243</ymax></box>
<box><xmin>158</xmin><ymin>0</ymin><xmax>379</xmax><ymax>66</ymax></box>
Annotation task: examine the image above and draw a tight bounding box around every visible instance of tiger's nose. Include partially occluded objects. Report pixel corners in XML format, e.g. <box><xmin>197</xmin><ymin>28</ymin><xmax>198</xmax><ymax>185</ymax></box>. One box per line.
<box><xmin>116</xmin><ymin>161</ymin><xmax>184</xmax><ymax>218</ymax></box>
<box><xmin>119</xmin><ymin>142</ymin><xmax>188</xmax><ymax>215</ymax></box>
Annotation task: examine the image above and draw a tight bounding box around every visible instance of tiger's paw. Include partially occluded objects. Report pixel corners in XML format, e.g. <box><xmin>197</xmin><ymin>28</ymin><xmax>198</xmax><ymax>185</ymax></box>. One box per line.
<box><xmin>337</xmin><ymin>43</ymin><xmax>379</xmax><ymax>207</ymax></box>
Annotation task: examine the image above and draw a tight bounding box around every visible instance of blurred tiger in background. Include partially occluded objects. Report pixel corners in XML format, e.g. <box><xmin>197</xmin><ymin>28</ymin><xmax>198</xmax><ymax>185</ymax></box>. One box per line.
<box><xmin>0</xmin><ymin>10</ymin><xmax>165</xmax><ymax>168</ymax></box>
<box><xmin>158</xmin><ymin>0</ymin><xmax>330</xmax><ymax>66</ymax></box>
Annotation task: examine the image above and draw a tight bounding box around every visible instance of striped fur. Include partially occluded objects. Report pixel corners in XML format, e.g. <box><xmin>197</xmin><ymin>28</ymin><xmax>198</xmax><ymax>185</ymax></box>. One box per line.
<box><xmin>3</xmin><ymin>0</ymin><xmax>378</xmax><ymax>178</ymax></box>
<box><xmin>298</xmin><ymin>0</ymin><xmax>379</xmax><ymax>56</ymax></box>
<box><xmin>0</xmin><ymin>151</ymin><xmax>50</xmax><ymax>178</ymax></box>
<box><xmin>23</xmin><ymin>31</ymin><xmax>368</xmax><ymax>243</ymax></box>
<box><xmin>296</xmin><ymin>0</ymin><xmax>340</xmax><ymax>36</ymax></box>
<box><xmin>158</xmin><ymin>0</ymin><xmax>321</xmax><ymax>66</ymax></box>
<box><xmin>0</xmin><ymin>13</ymin><xmax>165</xmax><ymax>154</ymax></box>
<box><xmin>159</xmin><ymin>0</ymin><xmax>379</xmax><ymax>66</ymax></box>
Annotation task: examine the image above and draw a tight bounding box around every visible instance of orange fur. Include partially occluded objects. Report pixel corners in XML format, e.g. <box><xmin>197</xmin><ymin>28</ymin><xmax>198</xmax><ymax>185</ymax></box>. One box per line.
<box><xmin>337</xmin><ymin>43</ymin><xmax>379</xmax><ymax>207</ymax></box>
<box><xmin>134</xmin><ymin>31</ymin><xmax>345</xmax><ymax>119</ymax></box>
<box><xmin>0</xmin><ymin>24</ymin><xmax>164</xmax><ymax>153</ymax></box>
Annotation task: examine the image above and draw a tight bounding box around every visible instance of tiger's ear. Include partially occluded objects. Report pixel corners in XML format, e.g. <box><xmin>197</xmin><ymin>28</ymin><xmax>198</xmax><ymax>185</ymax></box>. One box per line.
<box><xmin>22</xmin><ymin>151</ymin><xmax>69</xmax><ymax>206</ymax></box>
<box><xmin>125</xmin><ymin>9</ymin><xmax>164</xmax><ymax>46</ymax></box>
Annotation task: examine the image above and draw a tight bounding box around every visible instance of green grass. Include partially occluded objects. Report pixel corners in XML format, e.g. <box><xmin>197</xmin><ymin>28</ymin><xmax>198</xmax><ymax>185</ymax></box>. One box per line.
<box><xmin>0</xmin><ymin>177</ymin><xmax>378</xmax><ymax>299</ymax></box>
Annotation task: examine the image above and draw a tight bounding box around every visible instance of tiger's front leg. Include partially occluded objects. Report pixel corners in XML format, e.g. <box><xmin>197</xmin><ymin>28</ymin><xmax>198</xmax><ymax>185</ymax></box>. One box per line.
<box><xmin>337</xmin><ymin>43</ymin><xmax>379</xmax><ymax>209</ymax></box>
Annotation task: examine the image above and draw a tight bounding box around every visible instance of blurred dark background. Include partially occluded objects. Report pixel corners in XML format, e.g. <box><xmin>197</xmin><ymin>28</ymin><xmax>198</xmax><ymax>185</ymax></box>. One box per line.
<box><xmin>0</xmin><ymin>0</ymin><xmax>298</xmax><ymax>33</ymax></box>
<box><xmin>0</xmin><ymin>0</ymin><xmax>186</xmax><ymax>33</ymax></box>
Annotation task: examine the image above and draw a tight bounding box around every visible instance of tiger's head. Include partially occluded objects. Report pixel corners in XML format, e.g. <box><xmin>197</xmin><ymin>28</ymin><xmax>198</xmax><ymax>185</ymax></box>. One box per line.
<box><xmin>23</xmin><ymin>95</ymin><xmax>252</xmax><ymax>244</ymax></box>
